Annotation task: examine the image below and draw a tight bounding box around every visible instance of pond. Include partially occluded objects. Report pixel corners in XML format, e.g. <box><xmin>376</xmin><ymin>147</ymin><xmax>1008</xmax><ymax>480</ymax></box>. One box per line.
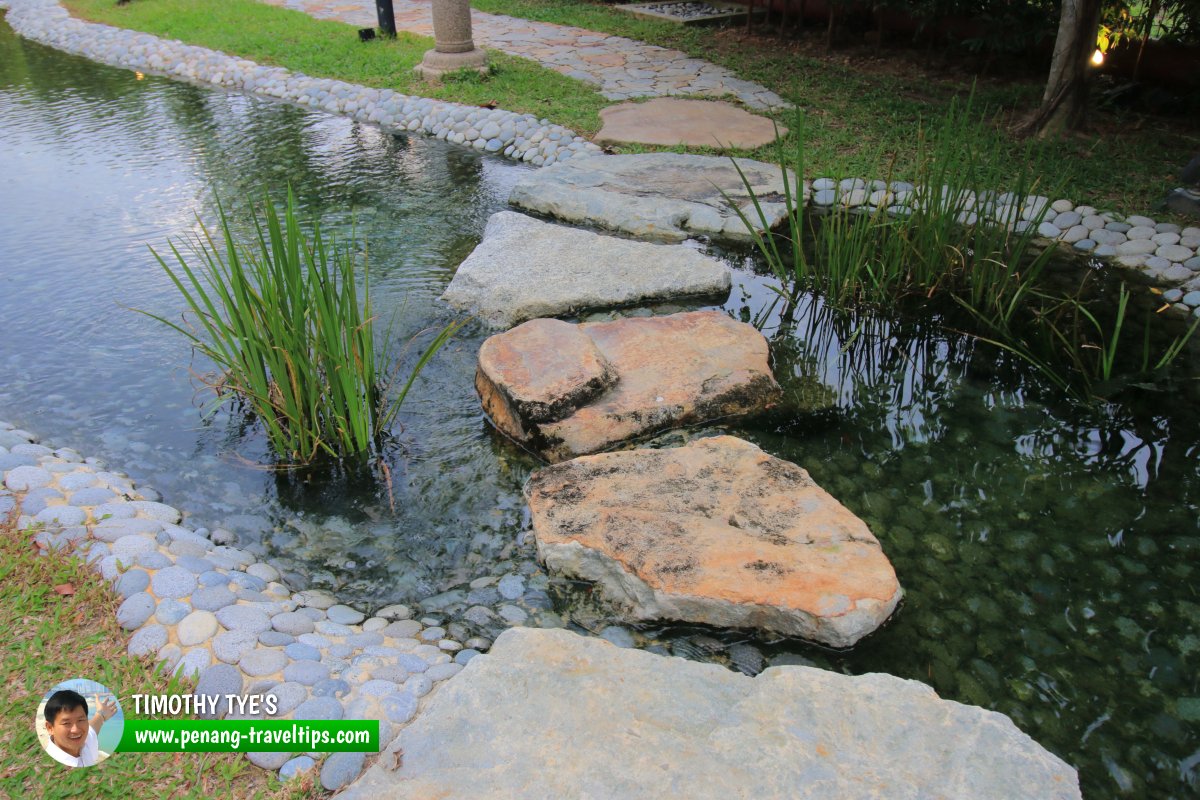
<box><xmin>1</xmin><ymin>17</ymin><xmax>1197</xmax><ymax>799</ymax></box>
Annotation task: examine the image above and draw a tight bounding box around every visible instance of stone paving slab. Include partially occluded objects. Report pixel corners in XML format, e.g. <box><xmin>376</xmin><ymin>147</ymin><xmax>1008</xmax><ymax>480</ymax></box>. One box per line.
<box><xmin>339</xmin><ymin>627</ymin><xmax>1083</xmax><ymax>800</ymax></box>
<box><xmin>596</xmin><ymin>97</ymin><xmax>787</xmax><ymax>149</ymax></box>
<box><xmin>509</xmin><ymin>152</ymin><xmax>796</xmax><ymax>241</ymax></box>
<box><xmin>440</xmin><ymin>210</ymin><xmax>731</xmax><ymax>327</ymax></box>
<box><xmin>476</xmin><ymin>311</ymin><xmax>782</xmax><ymax>462</ymax></box>
<box><xmin>526</xmin><ymin>435</ymin><xmax>903</xmax><ymax>646</ymax></box>
<box><xmin>265</xmin><ymin>0</ymin><xmax>789</xmax><ymax>109</ymax></box>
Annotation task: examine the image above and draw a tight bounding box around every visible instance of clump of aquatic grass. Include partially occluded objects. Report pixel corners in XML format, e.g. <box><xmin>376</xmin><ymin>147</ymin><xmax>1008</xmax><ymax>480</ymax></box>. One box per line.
<box><xmin>734</xmin><ymin>95</ymin><xmax>1057</xmax><ymax>314</ymax></box>
<box><xmin>143</xmin><ymin>188</ymin><xmax>461</xmax><ymax>464</ymax></box>
<box><xmin>734</xmin><ymin>97</ymin><xmax>1197</xmax><ymax>400</ymax></box>
<box><xmin>960</xmin><ymin>281</ymin><xmax>1200</xmax><ymax>397</ymax></box>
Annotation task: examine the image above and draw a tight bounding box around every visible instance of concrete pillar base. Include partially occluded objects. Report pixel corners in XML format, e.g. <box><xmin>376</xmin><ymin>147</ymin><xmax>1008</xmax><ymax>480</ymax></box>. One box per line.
<box><xmin>414</xmin><ymin>47</ymin><xmax>489</xmax><ymax>80</ymax></box>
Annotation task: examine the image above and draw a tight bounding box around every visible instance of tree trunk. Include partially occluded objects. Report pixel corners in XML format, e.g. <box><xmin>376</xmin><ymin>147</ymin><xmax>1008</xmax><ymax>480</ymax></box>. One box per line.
<box><xmin>1018</xmin><ymin>0</ymin><xmax>1102</xmax><ymax>137</ymax></box>
<box><xmin>1133</xmin><ymin>0</ymin><xmax>1160</xmax><ymax>81</ymax></box>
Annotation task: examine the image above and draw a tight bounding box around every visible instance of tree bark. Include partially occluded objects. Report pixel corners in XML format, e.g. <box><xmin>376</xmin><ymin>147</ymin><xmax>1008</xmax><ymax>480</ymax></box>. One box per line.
<box><xmin>1018</xmin><ymin>0</ymin><xmax>1102</xmax><ymax>137</ymax></box>
<box><xmin>1133</xmin><ymin>0</ymin><xmax>1160</xmax><ymax>81</ymax></box>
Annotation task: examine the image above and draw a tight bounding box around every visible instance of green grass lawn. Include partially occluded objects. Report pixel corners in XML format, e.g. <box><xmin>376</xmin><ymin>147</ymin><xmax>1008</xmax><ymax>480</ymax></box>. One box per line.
<box><xmin>470</xmin><ymin>0</ymin><xmax>1198</xmax><ymax>217</ymax></box>
<box><xmin>0</xmin><ymin>514</ymin><xmax>325</xmax><ymax>799</ymax></box>
<box><xmin>59</xmin><ymin>0</ymin><xmax>1200</xmax><ymax>218</ymax></box>
<box><xmin>63</xmin><ymin>0</ymin><xmax>609</xmax><ymax>134</ymax></box>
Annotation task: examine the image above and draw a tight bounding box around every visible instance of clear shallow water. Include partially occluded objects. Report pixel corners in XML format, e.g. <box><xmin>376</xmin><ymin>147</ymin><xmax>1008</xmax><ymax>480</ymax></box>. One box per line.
<box><xmin>0</xmin><ymin>17</ymin><xmax>533</xmax><ymax>601</ymax></box>
<box><xmin>2</xmin><ymin>18</ymin><xmax>1199</xmax><ymax>798</ymax></box>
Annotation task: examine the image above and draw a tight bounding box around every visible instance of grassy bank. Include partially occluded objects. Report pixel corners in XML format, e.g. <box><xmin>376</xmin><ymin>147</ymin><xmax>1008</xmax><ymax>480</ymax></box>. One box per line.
<box><xmin>62</xmin><ymin>0</ymin><xmax>609</xmax><ymax>134</ymax></box>
<box><xmin>470</xmin><ymin>0</ymin><xmax>1197</xmax><ymax>217</ymax></box>
<box><xmin>0</xmin><ymin>513</ymin><xmax>323</xmax><ymax>798</ymax></box>
<box><xmin>58</xmin><ymin>0</ymin><xmax>1200</xmax><ymax>217</ymax></box>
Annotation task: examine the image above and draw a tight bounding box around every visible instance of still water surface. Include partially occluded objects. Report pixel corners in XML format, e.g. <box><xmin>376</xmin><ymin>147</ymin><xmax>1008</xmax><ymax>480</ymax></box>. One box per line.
<box><xmin>1</xmin><ymin>18</ymin><xmax>1197</xmax><ymax>798</ymax></box>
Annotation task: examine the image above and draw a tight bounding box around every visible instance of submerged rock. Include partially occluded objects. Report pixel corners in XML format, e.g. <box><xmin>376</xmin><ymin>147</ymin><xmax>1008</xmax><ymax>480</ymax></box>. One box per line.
<box><xmin>476</xmin><ymin>312</ymin><xmax>781</xmax><ymax>462</ymax></box>
<box><xmin>525</xmin><ymin>436</ymin><xmax>902</xmax><ymax>647</ymax></box>
<box><xmin>441</xmin><ymin>211</ymin><xmax>730</xmax><ymax>328</ymax></box>
<box><xmin>338</xmin><ymin>628</ymin><xmax>1082</xmax><ymax>800</ymax></box>
<box><xmin>508</xmin><ymin>153</ymin><xmax>795</xmax><ymax>242</ymax></box>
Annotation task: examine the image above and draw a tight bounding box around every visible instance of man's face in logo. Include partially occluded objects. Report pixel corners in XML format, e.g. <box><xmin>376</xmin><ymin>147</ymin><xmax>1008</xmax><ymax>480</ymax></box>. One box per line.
<box><xmin>46</xmin><ymin>706</ymin><xmax>89</xmax><ymax>756</ymax></box>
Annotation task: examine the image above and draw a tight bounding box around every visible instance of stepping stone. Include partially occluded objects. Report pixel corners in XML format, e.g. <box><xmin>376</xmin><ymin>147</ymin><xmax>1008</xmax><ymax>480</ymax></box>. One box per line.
<box><xmin>509</xmin><ymin>153</ymin><xmax>795</xmax><ymax>242</ymax></box>
<box><xmin>477</xmin><ymin>312</ymin><xmax>781</xmax><ymax>462</ymax></box>
<box><xmin>595</xmin><ymin>98</ymin><xmax>786</xmax><ymax>149</ymax></box>
<box><xmin>441</xmin><ymin>212</ymin><xmax>730</xmax><ymax>328</ymax></box>
<box><xmin>525</xmin><ymin>436</ymin><xmax>901</xmax><ymax>646</ymax></box>
<box><xmin>337</xmin><ymin>628</ymin><xmax>1081</xmax><ymax>800</ymax></box>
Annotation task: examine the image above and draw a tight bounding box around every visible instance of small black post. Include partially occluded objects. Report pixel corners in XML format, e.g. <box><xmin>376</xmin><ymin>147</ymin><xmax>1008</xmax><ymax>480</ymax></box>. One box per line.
<box><xmin>376</xmin><ymin>0</ymin><xmax>397</xmax><ymax>37</ymax></box>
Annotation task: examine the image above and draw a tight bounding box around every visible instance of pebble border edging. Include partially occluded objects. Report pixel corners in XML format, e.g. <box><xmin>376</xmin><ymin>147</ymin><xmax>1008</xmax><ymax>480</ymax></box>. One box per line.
<box><xmin>0</xmin><ymin>0</ymin><xmax>601</xmax><ymax>167</ymax></box>
<box><xmin>3</xmin><ymin>0</ymin><xmax>1196</xmax><ymax>304</ymax></box>
<box><xmin>802</xmin><ymin>178</ymin><xmax>1200</xmax><ymax>312</ymax></box>
<box><xmin>269</xmin><ymin>0</ymin><xmax>790</xmax><ymax>110</ymax></box>
<box><xmin>0</xmin><ymin>420</ymin><xmax>570</xmax><ymax>790</ymax></box>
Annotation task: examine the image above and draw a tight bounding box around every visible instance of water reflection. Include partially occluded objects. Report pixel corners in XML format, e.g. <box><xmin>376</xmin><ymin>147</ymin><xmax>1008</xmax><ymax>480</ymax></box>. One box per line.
<box><xmin>0</xmin><ymin>20</ymin><xmax>531</xmax><ymax>605</ymax></box>
<box><xmin>1</xmin><ymin>17</ymin><xmax>1198</xmax><ymax>799</ymax></box>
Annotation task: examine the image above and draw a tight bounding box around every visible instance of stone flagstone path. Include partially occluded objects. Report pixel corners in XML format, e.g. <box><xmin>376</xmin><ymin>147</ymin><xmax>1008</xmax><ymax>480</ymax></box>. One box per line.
<box><xmin>265</xmin><ymin>0</ymin><xmax>789</xmax><ymax>108</ymax></box>
<box><xmin>340</xmin><ymin>628</ymin><xmax>1082</xmax><ymax>800</ymax></box>
<box><xmin>0</xmin><ymin>3</ymin><xmax>1089</xmax><ymax>792</ymax></box>
<box><xmin>526</xmin><ymin>436</ymin><xmax>903</xmax><ymax>648</ymax></box>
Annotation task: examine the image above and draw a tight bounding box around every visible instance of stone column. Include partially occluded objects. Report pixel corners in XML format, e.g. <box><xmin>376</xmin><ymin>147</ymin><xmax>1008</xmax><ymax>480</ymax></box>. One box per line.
<box><xmin>415</xmin><ymin>0</ymin><xmax>488</xmax><ymax>79</ymax></box>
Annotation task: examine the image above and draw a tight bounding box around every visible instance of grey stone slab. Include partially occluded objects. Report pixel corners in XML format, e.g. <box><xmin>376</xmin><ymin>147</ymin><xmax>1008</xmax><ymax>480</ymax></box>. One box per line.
<box><xmin>339</xmin><ymin>629</ymin><xmax>1080</xmax><ymax>800</ymax></box>
<box><xmin>508</xmin><ymin>153</ymin><xmax>794</xmax><ymax>243</ymax></box>
<box><xmin>128</xmin><ymin>624</ymin><xmax>168</xmax><ymax>657</ymax></box>
<box><xmin>442</xmin><ymin>211</ymin><xmax>731</xmax><ymax>328</ymax></box>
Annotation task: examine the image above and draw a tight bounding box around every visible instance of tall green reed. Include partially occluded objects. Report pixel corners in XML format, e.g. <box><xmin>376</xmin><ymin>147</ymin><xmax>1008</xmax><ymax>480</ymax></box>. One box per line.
<box><xmin>142</xmin><ymin>188</ymin><xmax>461</xmax><ymax>465</ymax></box>
<box><xmin>733</xmin><ymin>97</ymin><xmax>1196</xmax><ymax>400</ymax></box>
<box><xmin>735</xmin><ymin>95</ymin><xmax>1057</xmax><ymax>313</ymax></box>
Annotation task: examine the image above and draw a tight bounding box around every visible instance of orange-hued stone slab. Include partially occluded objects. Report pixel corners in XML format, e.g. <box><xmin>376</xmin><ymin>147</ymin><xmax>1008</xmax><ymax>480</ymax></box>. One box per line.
<box><xmin>476</xmin><ymin>319</ymin><xmax>617</xmax><ymax>430</ymax></box>
<box><xmin>476</xmin><ymin>311</ymin><xmax>781</xmax><ymax>462</ymax></box>
<box><xmin>595</xmin><ymin>98</ymin><xmax>787</xmax><ymax>150</ymax></box>
<box><xmin>525</xmin><ymin>436</ymin><xmax>902</xmax><ymax>647</ymax></box>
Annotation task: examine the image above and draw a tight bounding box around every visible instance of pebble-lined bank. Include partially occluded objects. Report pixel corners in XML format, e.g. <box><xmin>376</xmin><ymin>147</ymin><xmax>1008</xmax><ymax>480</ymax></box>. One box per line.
<box><xmin>0</xmin><ymin>0</ymin><xmax>601</xmax><ymax>167</ymax></box>
<box><xmin>805</xmin><ymin>178</ymin><xmax>1200</xmax><ymax>311</ymax></box>
<box><xmin>0</xmin><ymin>420</ymin><xmax>565</xmax><ymax>790</ymax></box>
<box><xmin>4</xmin><ymin>0</ymin><xmax>1197</xmax><ymax>302</ymax></box>
<box><xmin>269</xmin><ymin>0</ymin><xmax>789</xmax><ymax>109</ymax></box>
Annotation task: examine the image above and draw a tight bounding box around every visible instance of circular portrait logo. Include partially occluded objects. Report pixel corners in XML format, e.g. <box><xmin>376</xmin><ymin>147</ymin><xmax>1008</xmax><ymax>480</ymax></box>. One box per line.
<box><xmin>36</xmin><ymin>678</ymin><xmax>124</xmax><ymax>768</ymax></box>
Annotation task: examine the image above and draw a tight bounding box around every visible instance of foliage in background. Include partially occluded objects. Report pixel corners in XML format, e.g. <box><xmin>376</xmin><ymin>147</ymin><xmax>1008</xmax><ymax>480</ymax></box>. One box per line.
<box><xmin>143</xmin><ymin>188</ymin><xmax>460</xmax><ymax>465</ymax></box>
<box><xmin>886</xmin><ymin>0</ymin><xmax>1059</xmax><ymax>57</ymax></box>
<box><xmin>59</xmin><ymin>0</ymin><xmax>1197</xmax><ymax>216</ymax></box>
<box><xmin>1101</xmin><ymin>0</ymin><xmax>1200</xmax><ymax>46</ymax></box>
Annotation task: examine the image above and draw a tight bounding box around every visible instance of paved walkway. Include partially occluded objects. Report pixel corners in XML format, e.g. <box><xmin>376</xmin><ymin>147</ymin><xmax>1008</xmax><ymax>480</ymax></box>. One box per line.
<box><xmin>264</xmin><ymin>0</ymin><xmax>788</xmax><ymax>109</ymax></box>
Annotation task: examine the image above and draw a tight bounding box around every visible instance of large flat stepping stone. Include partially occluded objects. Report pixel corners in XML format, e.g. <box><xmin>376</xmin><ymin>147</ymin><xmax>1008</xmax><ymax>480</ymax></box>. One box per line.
<box><xmin>440</xmin><ymin>211</ymin><xmax>730</xmax><ymax>328</ymax></box>
<box><xmin>338</xmin><ymin>628</ymin><xmax>1082</xmax><ymax>800</ymax></box>
<box><xmin>525</xmin><ymin>436</ymin><xmax>901</xmax><ymax>647</ymax></box>
<box><xmin>477</xmin><ymin>311</ymin><xmax>781</xmax><ymax>462</ymax></box>
<box><xmin>595</xmin><ymin>98</ymin><xmax>788</xmax><ymax>149</ymax></box>
<box><xmin>508</xmin><ymin>152</ymin><xmax>795</xmax><ymax>242</ymax></box>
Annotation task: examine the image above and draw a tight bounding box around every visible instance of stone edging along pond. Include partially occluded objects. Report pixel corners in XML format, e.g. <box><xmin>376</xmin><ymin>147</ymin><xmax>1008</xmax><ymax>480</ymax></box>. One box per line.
<box><xmin>4</xmin><ymin>0</ymin><xmax>1200</xmax><ymax>307</ymax></box>
<box><xmin>0</xmin><ymin>0</ymin><xmax>601</xmax><ymax>167</ymax></box>
<box><xmin>1</xmin><ymin>417</ymin><xmax>569</xmax><ymax>790</ymax></box>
